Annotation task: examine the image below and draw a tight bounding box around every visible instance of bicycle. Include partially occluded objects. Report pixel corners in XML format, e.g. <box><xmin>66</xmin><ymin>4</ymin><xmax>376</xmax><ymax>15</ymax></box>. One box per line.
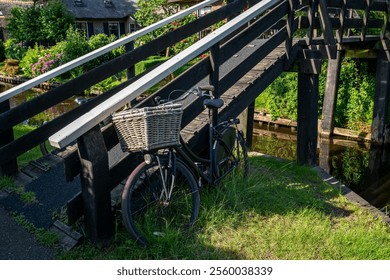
<box><xmin>112</xmin><ymin>85</ymin><xmax>248</xmax><ymax>246</ymax></box>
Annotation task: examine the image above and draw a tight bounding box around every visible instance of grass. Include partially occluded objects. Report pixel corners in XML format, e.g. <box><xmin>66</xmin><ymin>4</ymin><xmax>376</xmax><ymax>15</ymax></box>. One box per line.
<box><xmin>13</xmin><ymin>123</ymin><xmax>53</xmax><ymax>168</ymax></box>
<box><xmin>60</xmin><ymin>155</ymin><xmax>390</xmax><ymax>260</ymax></box>
<box><xmin>0</xmin><ymin>176</ymin><xmax>37</xmax><ymax>204</ymax></box>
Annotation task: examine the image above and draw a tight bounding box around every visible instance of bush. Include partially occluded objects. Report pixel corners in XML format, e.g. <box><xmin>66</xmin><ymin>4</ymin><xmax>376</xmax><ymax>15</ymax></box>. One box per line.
<box><xmin>4</xmin><ymin>39</ymin><xmax>27</xmax><ymax>60</ymax></box>
<box><xmin>19</xmin><ymin>44</ymin><xmax>45</xmax><ymax>78</ymax></box>
<box><xmin>255</xmin><ymin>58</ymin><xmax>375</xmax><ymax>130</ymax></box>
<box><xmin>30</xmin><ymin>53</ymin><xmax>62</xmax><ymax>77</ymax></box>
<box><xmin>3</xmin><ymin>59</ymin><xmax>20</xmax><ymax>76</ymax></box>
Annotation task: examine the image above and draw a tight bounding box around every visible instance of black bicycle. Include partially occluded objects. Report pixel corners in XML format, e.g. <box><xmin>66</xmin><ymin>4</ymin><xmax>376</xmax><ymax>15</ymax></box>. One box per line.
<box><xmin>113</xmin><ymin>85</ymin><xmax>248</xmax><ymax>246</ymax></box>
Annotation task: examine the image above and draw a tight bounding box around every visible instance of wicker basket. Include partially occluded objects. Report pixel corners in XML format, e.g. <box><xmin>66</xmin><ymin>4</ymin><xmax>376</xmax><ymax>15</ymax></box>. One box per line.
<box><xmin>112</xmin><ymin>103</ymin><xmax>183</xmax><ymax>152</ymax></box>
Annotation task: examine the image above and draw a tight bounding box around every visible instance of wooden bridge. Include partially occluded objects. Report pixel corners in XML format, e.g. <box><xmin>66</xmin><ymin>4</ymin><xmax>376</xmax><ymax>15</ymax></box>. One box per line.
<box><xmin>1</xmin><ymin>0</ymin><xmax>390</xmax><ymax>246</ymax></box>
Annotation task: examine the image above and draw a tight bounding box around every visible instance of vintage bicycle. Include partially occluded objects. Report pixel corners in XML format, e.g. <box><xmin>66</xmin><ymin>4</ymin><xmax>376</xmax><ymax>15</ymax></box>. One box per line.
<box><xmin>112</xmin><ymin>85</ymin><xmax>248</xmax><ymax>246</ymax></box>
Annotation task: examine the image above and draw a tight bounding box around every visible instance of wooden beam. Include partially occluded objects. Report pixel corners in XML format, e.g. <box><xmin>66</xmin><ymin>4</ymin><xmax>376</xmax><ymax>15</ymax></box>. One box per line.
<box><xmin>372</xmin><ymin>49</ymin><xmax>390</xmax><ymax>145</ymax></box>
<box><xmin>77</xmin><ymin>126</ymin><xmax>113</xmax><ymax>246</ymax></box>
<box><xmin>297</xmin><ymin>58</ymin><xmax>320</xmax><ymax>165</ymax></box>
<box><xmin>321</xmin><ymin>49</ymin><xmax>343</xmax><ymax>138</ymax></box>
<box><xmin>318</xmin><ymin>0</ymin><xmax>336</xmax><ymax>58</ymax></box>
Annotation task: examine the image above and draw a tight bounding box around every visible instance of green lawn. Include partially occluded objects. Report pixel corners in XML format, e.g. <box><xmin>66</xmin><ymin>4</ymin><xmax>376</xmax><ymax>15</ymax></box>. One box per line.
<box><xmin>60</xmin><ymin>155</ymin><xmax>390</xmax><ymax>260</ymax></box>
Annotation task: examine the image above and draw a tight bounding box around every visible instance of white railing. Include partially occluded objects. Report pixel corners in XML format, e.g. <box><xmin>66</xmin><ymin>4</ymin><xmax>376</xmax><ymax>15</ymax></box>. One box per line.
<box><xmin>0</xmin><ymin>0</ymin><xmax>218</xmax><ymax>103</ymax></box>
<box><xmin>49</xmin><ymin>0</ymin><xmax>282</xmax><ymax>148</ymax></box>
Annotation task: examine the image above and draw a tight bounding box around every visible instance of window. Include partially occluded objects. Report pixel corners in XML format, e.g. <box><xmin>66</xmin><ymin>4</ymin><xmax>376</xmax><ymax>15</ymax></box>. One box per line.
<box><xmin>109</xmin><ymin>22</ymin><xmax>119</xmax><ymax>38</ymax></box>
<box><xmin>129</xmin><ymin>23</ymin><xmax>136</xmax><ymax>33</ymax></box>
<box><xmin>198</xmin><ymin>6</ymin><xmax>212</xmax><ymax>17</ymax></box>
<box><xmin>75</xmin><ymin>21</ymin><xmax>88</xmax><ymax>37</ymax></box>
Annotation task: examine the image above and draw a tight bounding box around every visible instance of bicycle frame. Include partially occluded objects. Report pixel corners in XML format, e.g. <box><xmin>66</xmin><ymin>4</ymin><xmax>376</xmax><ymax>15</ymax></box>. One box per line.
<box><xmin>173</xmin><ymin>119</ymin><xmax>240</xmax><ymax>186</ymax></box>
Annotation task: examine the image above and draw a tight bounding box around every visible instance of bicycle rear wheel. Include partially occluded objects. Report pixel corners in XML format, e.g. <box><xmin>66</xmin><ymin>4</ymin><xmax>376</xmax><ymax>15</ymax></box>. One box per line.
<box><xmin>121</xmin><ymin>155</ymin><xmax>200</xmax><ymax>246</ymax></box>
<box><xmin>213</xmin><ymin>126</ymin><xmax>248</xmax><ymax>181</ymax></box>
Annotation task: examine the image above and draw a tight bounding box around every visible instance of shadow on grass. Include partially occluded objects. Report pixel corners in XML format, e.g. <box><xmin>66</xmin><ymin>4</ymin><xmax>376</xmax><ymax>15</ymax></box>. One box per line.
<box><xmin>62</xmin><ymin>156</ymin><xmax>390</xmax><ymax>260</ymax></box>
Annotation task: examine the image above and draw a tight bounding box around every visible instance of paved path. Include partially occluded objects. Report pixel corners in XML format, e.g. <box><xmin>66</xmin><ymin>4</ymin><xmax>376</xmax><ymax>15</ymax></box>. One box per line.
<box><xmin>0</xmin><ymin>206</ymin><xmax>55</xmax><ymax>260</ymax></box>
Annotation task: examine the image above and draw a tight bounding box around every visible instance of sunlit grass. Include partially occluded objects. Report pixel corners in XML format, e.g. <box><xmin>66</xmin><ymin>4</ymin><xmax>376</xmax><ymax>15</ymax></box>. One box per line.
<box><xmin>60</xmin><ymin>156</ymin><xmax>390</xmax><ymax>260</ymax></box>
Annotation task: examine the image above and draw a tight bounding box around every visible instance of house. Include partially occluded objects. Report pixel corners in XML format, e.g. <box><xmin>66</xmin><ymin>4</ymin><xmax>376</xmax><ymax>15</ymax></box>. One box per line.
<box><xmin>168</xmin><ymin>0</ymin><xmax>224</xmax><ymax>16</ymax></box>
<box><xmin>62</xmin><ymin>0</ymin><xmax>138</xmax><ymax>38</ymax></box>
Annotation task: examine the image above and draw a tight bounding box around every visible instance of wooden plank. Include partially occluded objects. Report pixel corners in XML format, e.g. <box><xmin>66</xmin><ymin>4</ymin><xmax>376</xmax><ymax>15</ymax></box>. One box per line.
<box><xmin>49</xmin><ymin>0</ymin><xmax>284</xmax><ymax>149</ymax></box>
<box><xmin>0</xmin><ymin>0</ymin><xmax>219</xmax><ymax>103</ymax></box>
<box><xmin>318</xmin><ymin>0</ymin><xmax>336</xmax><ymax>46</ymax></box>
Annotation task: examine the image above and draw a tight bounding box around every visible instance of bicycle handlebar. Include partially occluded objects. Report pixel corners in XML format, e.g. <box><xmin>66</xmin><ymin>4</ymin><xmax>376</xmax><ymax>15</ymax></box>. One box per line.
<box><xmin>155</xmin><ymin>85</ymin><xmax>215</xmax><ymax>105</ymax></box>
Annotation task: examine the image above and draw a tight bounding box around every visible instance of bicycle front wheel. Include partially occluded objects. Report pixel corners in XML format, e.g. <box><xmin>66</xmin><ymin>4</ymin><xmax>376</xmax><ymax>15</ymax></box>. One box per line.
<box><xmin>213</xmin><ymin>126</ymin><xmax>249</xmax><ymax>182</ymax></box>
<box><xmin>121</xmin><ymin>156</ymin><xmax>200</xmax><ymax>246</ymax></box>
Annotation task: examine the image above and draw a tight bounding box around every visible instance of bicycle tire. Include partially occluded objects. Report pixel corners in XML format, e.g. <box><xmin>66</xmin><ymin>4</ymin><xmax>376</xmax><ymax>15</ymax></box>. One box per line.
<box><xmin>121</xmin><ymin>156</ymin><xmax>200</xmax><ymax>246</ymax></box>
<box><xmin>213</xmin><ymin>126</ymin><xmax>249</xmax><ymax>181</ymax></box>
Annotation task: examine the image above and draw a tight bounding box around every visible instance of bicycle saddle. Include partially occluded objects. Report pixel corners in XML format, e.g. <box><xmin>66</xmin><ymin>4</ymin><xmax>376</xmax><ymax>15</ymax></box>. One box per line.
<box><xmin>203</xmin><ymin>98</ymin><xmax>224</xmax><ymax>109</ymax></box>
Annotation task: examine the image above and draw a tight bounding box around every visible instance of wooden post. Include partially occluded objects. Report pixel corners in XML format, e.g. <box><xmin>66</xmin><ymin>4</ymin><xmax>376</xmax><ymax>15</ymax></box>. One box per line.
<box><xmin>0</xmin><ymin>99</ymin><xmax>18</xmax><ymax>176</ymax></box>
<box><xmin>372</xmin><ymin>49</ymin><xmax>390</xmax><ymax>146</ymax></box>
<box><xmin>246</xmin><ymin>102</ymin><xmax>255</xmax><ymax>149</ymax></box>
<box><xmin>77</xmin><ymin>126</ymin><xmax>113</xmax><ymax>247</ymax></box>
<box><xmin>238</xmin><ymin>102</ymin><xmax>254</xmax><ymax>150</ymax></box>
<box><xmin>321</xmin><ymin>50</ymin><xmax>343</xmax><ymax>138</ymax></box>
<box><xmin>297</xmin><ymin>58</ymin><xmax>321</xmax><ymax>166</ymax></box>
<box><xmin>318</xmin><ymin>137</ymin><xmax>331</xmax><ymax>173</ymax></box>
<box><xmin>209</xmin><ymin>42</ymin><xmax>220</xmax><ymax>127</ymax></box>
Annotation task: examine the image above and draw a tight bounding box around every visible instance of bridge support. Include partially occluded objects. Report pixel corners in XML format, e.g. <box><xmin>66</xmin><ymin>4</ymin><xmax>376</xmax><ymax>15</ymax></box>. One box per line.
<box><xmin>297</xmin><ymin>57</ymin><xmax>321</xmax><ymax>166</ymax></box>
<box><xmin>371</xmin><ymin>49</ymin><xmax>390</xmax><ymax>146</ymax></box>
<box><xmin>321</xmin><ymin>49</ymin><xmax>343</xmax><ymax>138</ymax></box>
<box><xmin>77</xmin><ymin>126</ymin><xmax>113</xmax><ymax>247</ymax></box>
<box><xmin>0</xmin><ymin>100</ymin><xmax>18</xmax><ymax>176</ymax></box>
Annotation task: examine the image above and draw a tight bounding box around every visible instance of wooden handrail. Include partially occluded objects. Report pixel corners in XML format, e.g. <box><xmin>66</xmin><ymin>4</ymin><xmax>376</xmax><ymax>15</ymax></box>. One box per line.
<box><xmin>49</xmin><ymin>0</ymin><xmax>283</xmax><ymax>149</ymax></box>
<box><xmin>0</xmin><ymin>0</ymin><xmax>219</xmax><ymax>103</ymax></box>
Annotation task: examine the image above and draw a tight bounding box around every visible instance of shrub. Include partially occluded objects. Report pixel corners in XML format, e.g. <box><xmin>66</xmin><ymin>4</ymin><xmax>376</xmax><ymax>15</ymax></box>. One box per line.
<box><xmin>4</xmin><ymin>39</ymin><xmax>27</xmax><ymax>60</ymax></box>
<box><xmin>30</xmin><ymin>53</ymin><xmax>63</xmax><ymax>77</ymax></box>
<box><xmin>3</xmin><ymin>59</ymin><xmax>20</xmax><ymax>76</ymax></box>
<box><xmin>19</xmin><ymin>44</ymin><xmax>45</xmax><ymax>78</ymax></box>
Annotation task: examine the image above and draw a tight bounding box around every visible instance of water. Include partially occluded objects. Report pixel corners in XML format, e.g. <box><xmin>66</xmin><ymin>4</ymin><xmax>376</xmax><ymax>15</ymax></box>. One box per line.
<box><xmin>1</xmin><ymin>83</ymin><xmax>79</xmax><ymax>125</ymax></box>
<box><xmin>252</xmin><ymin>122</ymin><xmax>390</xmax><ymax>212</ymax></box>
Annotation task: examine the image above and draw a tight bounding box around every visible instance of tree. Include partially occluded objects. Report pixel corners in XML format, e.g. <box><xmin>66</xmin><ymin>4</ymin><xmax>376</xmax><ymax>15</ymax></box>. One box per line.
<box><xmin>7</xmin><ymin>0</ymin><xmax>74</xmax><ymax>46</ymax></box>
<box><xmin>40</xmin><ymin>0</ymin><xmax>74</xmax><ymax>44</ymax></box>
<box><xmin>134</xmin><ymin>0</ymin><xmax>197</xmax><ymax>55</ymax></box>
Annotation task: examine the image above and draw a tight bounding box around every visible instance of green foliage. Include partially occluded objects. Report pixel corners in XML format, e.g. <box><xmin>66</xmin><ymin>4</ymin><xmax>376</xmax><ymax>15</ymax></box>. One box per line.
<box><xmin>134</xmin><ymin>0</ymin><xmax>198</xmax><ymax>55</ymax></box>
<box><xmin>86</xmin><ymin>33</ymin><xmax>123</xmax><ymax>70</ymax></box>
<box><xmin>135</xmin><ymin>56</ymin><xmax>169</xmax><ymax>74</ymax></box>
<box><xmin>255</xmin><ymin>72</ymin><xmax>299</xmax><ymax>121</ymax></box>
<box><xmin>4</xmin><ymin>39</ymin><xmax>27</xmax><ymax>60</ymax></box>
<box><xmin>331</xmin><ymin>147</ymin><xmax>369</xmax><ymax>191</ymax></box>
<box><xmin>12</xmin><ymin>213</ymin><xmax>59</xmax><ymax>247</ymax></box>
<box><xmin>337</xmin><ymin>58</ymin><xmax>375</xmax><ymax>131</ymax></box>
<box><xmin>255</xmin><ymin>58</ymin><xmax>375</xmax><ymax>130</ymax></box>
<box><xmin>40</xmin><ymin>0</ymin><xmax>74</xmax><ymax>44</ymax></box>
<box><xmin>19</xmin><ymin>44</ymin><xmax>45</xmax><ymax>78</ymax></box>
<box><xmin>6</xmin><ymin>0</ymin><xmax>74</xmax><ymax>46</ymax></box>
